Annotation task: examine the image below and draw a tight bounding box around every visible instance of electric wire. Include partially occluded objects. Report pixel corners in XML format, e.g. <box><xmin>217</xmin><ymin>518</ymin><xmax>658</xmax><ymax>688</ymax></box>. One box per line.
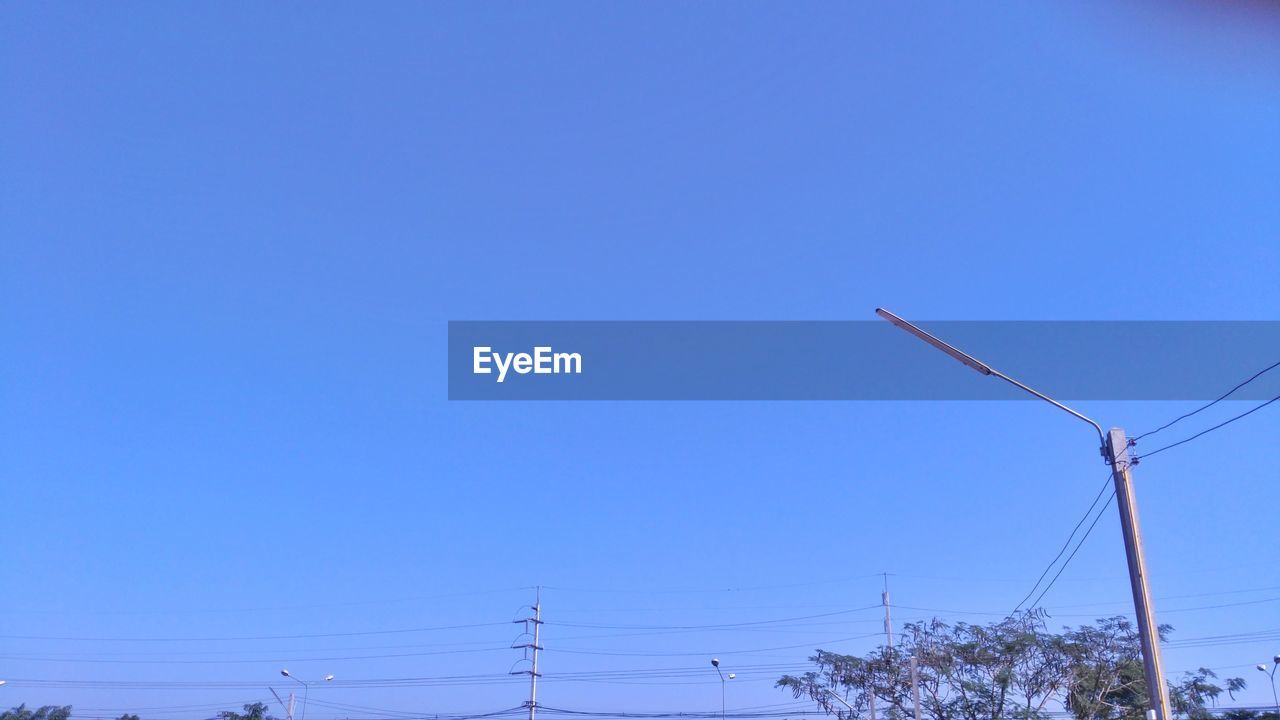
<box><xmin>547</xmin><ymin>605</ymin><xmax>881</xmax><ymax>631</ymax></box>
<box><xmin>0</xmin><ymin>644</ymin><xmax>519</xmax><ymax>664</ymax></box>
<box><xmin>1024</xmin><ymin>484</ymin><xmax>1116</xmax><ymax>607</ymax></box>
<box><xmin>0</xmin><ymin>587</ymin><xmax>538</xmax><ymax>617</ymax></box>
<box><xmin>1136</xmin><ymin>393</ymin><xmax>1280</xmax><ymax>461</ymax></box>
<box><xmin>1133</xmin><ymin>358</ymin><xmax>1280</xmax><ymax>441</ymax></box>
<box><xmin>1009</xmin><ymin>472</ymin><xmax>1114</xmax><ymax>617</ymax></box>
<box><xmin>897</xmin><ymin>595</ymin><xmax>1280</xmax><ymax>618</ymax></box>
<box><xmin>0</xmin><ymin>621</ymin><xmax>511</xmax><ymax>643</ymax></box>
<box><xmin>541</xmin><ymin>575</ymin><xmax>883</xmax><ymax>595</ymax></box>
<box><xmin>548</xmin><ymin>633</ymin><xmax>883</xmax><ymax>657</ymax></box>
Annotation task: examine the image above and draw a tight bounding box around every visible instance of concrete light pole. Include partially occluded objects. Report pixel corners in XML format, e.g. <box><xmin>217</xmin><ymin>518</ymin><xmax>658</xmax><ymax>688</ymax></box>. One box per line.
<box><xmin>876</xmin><ymin>308</ymin><xmax>1171</xmax><ymax>720</ymax></box>
<box><xmin>1258</xmin><ymin>657</ymin><xmax>1279</xmax><ymax>717</ymax></box>
<box><xmin>909</xmin><ymin>656</ymin><xmax>922</xmax><ymax>720</ymax></box>
<box><xmin>711</xmin><ymin>658</ymin><xmax>733</xmax><ymax>720</ymax></box>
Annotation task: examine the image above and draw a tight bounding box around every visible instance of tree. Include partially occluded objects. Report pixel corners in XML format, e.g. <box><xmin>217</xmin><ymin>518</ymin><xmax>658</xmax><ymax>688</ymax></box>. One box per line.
<box><xmin>1060</xmin><ymin>616</ymin><xmax>1152</xmax><ymax>720</ymax></box>
<box><xmin>779</xmin><ymin>615</ymin><xmax>1245</xmax><ymax>720</ymax></box>
<box><xmin>1219</xmin><ymin>711</ymin><xmax>1279</xmax><ymax>720</ymax></box>
<box><xmin>116</xmin><ymin>714</ymin><xmax>141</xmax><ymax>720</ymax></box>
<box><xmin>1061</xmin><ymin>620</ymin><xmax>1244</xmax><ymax>720</ymax></box>
<box><xmin>217</xmin><ymin>704</ymin><xmax>277</xmax><ymax>720</ymax></box>
<box><xmin>780</xmin><ymin>613</ymin><xmax>1072</xmax><ymax>720</ymax></box>
<box><xmin>2</xmin><ymin>706</ymin><xmax>73</xmax><ymax>720</ymax></box>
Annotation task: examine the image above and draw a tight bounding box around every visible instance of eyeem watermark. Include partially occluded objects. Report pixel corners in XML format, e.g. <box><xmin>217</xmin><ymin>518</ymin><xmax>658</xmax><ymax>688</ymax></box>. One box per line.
<box><xmin>473</xmin><ymin>346</ymin><xmax>583</xmax><ymax>383</ymax></box>
<box><xmin>451</xmin><ymin>321</ymin><xmax>1280</xmax><ymax>400</ymax></box>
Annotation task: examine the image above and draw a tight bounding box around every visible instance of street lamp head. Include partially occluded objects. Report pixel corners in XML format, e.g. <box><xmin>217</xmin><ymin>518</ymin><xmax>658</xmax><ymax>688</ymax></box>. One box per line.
<box><xmin>875</xmin><ymin>308</ymin><xmax>993</xmax><ymax>376</ymax></box>
<box><xmin>1273</xmin><ymin>654</ymin><xmax>1280</xmax><ymax>664</ymax></box>
<box><xmin>281</xmin><ymin>669</ymin><xmax>291</xmax><ymax>677</ymax></box>
<box><xmin>711</xmin><ymin>658</ymin><xmax>719</xmax><ymax>668</ymax></box>
<box><xmin>1259</xmin><ymin>664</ymin><xmax>1268</xmax><ymax>672</ymax></box>
<box><xmin>324</xmin><ymin>675</ymin><xmax>334</xmax><ymax>682</ymax></box>
<box><xmin>728</xmin><ymin>673</ymin><xmax>736</xmax><ymax>680</ymax></box>
<box><xmin>0</xmin><ymin>680</ymin><xmax>7</xmax><ymax>686</ymax></box>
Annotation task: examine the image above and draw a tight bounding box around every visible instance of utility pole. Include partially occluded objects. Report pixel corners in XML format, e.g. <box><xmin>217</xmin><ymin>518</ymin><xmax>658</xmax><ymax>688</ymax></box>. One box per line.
<box><xmin>909</xmin><ymin>656</ymin><xmax>922</xmax><ymax>720</ymax></box>
<box><xmin>882</xmin><ymin>573</ymin><xmax>893</xmax><ymax>648</ymax></box>
<box><xmin>1109</xmin><ymin>429</ymin><xmax>1171</xmax><ymax>720</ymax></box>
<box><xmin>872</xmin><ymin>575</ymin><xmax>896</xmax><ymax>720</ymax></box>
<box><xmin>530</xmin><ymin>594</ymin><xmax>541</xmax><ymax>720</ymax></box>
<box><xmin>876</xmin><ymin>308</ymin><xmax>1171</xmax><ymax>720</ymax></box>
<box><xmin>269</xmin><ymin>688</ymin><xmax>294</xmax><ymax>720</ymax></box>
<box><xmin>511</xmin><ymin>588</ymin><xmax>543</xmax><ymax>720</ymax></box>
<box><xmin>824</xmin><ymin>688</ymin><xmax>855</xmax><ymax>717</ymax></box>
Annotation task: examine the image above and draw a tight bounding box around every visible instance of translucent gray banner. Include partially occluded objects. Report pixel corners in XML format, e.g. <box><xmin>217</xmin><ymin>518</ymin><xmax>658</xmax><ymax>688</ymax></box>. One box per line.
<box><xmin>447</xmin><ymin>321</ymin><xmax>1280</xmax><ymax>401</ymax></box>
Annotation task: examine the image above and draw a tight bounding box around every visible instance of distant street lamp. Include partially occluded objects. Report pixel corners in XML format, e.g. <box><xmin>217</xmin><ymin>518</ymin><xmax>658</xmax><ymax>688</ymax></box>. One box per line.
<box><xmin>711</xmin><ymin>658</ymin><xmax>733</xmax><ymax>720</ymax></box>
<box><xmin>279</xmin><ymin>669</ymin><xmax>333</xmax><ymax>720</ymax></box>
<box><xmin>1258</xmin><ymin>657</ymin><xmax>1279</xmax><ymax>716</ymax></box>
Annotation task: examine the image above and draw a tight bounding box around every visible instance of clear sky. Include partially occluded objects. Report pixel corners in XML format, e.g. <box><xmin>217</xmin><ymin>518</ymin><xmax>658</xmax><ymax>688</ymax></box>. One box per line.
<box><xmin>2</xmin><ymin>2</ymin><xmax>1278</xmax><ymax>718</ymax></box>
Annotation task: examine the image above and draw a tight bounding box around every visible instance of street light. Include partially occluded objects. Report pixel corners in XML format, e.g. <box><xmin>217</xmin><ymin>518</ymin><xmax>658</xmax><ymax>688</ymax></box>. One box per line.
<box><xmin>825</xmin><ymin>688</ymin><xmax>855</xmax><ymax>713</ymax></box>
<box><xmin>278</xmin><ymin>669</ymin><xmax>333</xmax><ymax>720</ymax></box>
<box><xmin>1258</xmin><ymin>658</ymin><xmax>1279</xmax><ymax>716</ymax></box>
<box><xmin>711</xmin><ymin>659</ymin><xmax>733</xmax><ymax>720</ymax></box>
<box><xmin>874</xmin><ymin>309</ymin><xmax>1104</xmax><ymax>442</ymax></box>
<box><xmin>876</xmin><ymin>308</ymin><xmax>1170</xmax><ymax>720</ymax></box>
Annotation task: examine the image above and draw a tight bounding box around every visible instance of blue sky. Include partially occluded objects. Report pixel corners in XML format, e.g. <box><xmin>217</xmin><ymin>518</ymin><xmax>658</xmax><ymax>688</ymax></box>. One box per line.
<box><xmin>2</xmin><ymin>2</ymin><xmax>1278</xmax><ymax>717</ymax></box>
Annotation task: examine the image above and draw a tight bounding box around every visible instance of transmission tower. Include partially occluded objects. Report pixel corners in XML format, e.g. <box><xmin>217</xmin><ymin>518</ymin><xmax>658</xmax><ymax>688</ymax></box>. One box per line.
<box><xmin>510</xmin><ymin>587</ymin><xmax>543</xmax><ymax>720</ymax></box>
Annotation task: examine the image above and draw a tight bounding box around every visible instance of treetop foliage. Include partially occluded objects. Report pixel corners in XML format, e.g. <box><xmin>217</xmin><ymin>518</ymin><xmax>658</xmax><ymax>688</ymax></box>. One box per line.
<box><xmin>0</xmin><ymin>706</ymin><xmax>73</xmax><ymax>720</ymax></box>
<box><xmin>778</xmin><ymin>614</ymin><xmax>1252</xmax><ymax>720</ymax></box>
<box><xmin>0</xmin><ymin>702</ymin><xmax>284</xmax><ymax>720</ymax></box>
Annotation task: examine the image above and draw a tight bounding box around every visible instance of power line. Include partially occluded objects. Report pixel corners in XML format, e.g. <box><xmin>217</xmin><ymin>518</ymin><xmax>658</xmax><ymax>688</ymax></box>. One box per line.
<box><xmin>1009</xmin><ymin>472</ymin><xmax>1114</xmax><ymax>616</ymax></box>
<box><xmin>1026</xmin><ymin>489</ymin><xmax>1116</xmax><ymax>611</ymax></box>
<box><xmin>1136</xmin><ymin>393</ymin><xmax>1280</xmax><ymax>461</ymax></box>
<box><xmin>0</xmin><ymin>644</ymin><xmax>519</xmax><ymax>664</ymax></box>
<box><xmin>1134</xmin><ymin>358</ymin><xmax>1280</xmax><ymax>441</ymax></box>
<box><xmin>537</xmin><ymin>707</ymin><xmax>830</xmax><ymax>719</ymax></box>
<box><xmin>0</xmin><ymin>624</ymin><xmax>872</xmax><ymax>663</ymax></box>
<box><xmin>1158</xmin><ymin>595</ymin><xmax>1280</xmax><ymax>613</ymax></box>
<box><xmin>3</xmin><ymin>664</ymin><xmax>814</xmax><ymax>693</ymax></box>
<box><xmin>305</xmin><ymin>699</ymin><xmax>528</xmax><ymax>720</ymax></box>
<box><xmin>897</xmin><ymin>480</ymin><xmax>1118</xmax><ymax>617</ymax></box>
<box><xmin>11</xmin><ymin>593</ymin><xmax>1277</xmax><ymax>665</ymax></box>
<box><xmin>541</xmin><ymin>575</ymin><xmax>883</xmax><ymax>595</ymax></box>
<box><xmin>547</xmin><ymin>605</ymin><xmax>881</xmax><ymax>631</ymax></box>
<box><xmin>0</xmin><ymin>587</ymin><xmax>538</xmax><ymax>617</ymax></box>
<box><xmin>75</xmin><ymin>701</ymin><xmax>274</xmax><ymax>713</ymax></box>
<box><xmin>0</xmin><ymin>625</ymin><xmax>871</xmax><ymax>660</ymax></box>
<box><xmin>898</xmin><ymin>594</ymin><xmax>1280</xmax><ymax>619</ymax></box>
<box><xmin>1029</xmin><ymin>584</ymin><xmax>1280</xmax><ymax>609</ymax></box>
<box><xmin>0</xmin><ymin>605</ymin><xmax>882</xmax><ymax>645</ymax></box>
<box><xmin>548</xmin><ymin>633</ymin><xmax>882</xmax><ymax>657</ymax></box>
<box><xmin>0</xmin><ymin>621</ymin><xmax>511</xmax><ymax>642</ymax></box>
